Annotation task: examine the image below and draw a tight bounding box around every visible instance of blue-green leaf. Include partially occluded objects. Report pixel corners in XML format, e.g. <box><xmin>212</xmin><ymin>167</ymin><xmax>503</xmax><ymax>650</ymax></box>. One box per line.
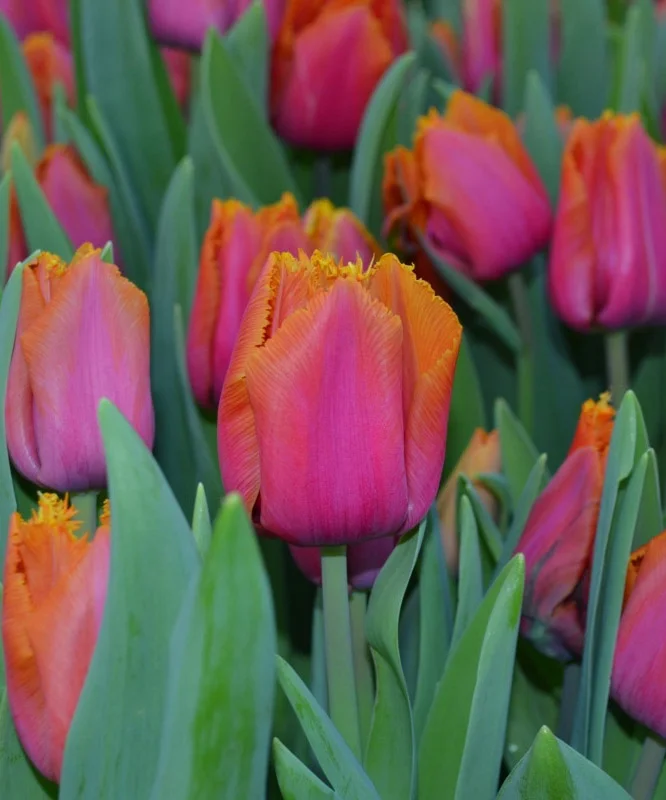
<box><xmin>0</xmin><ymin>173</ymin><xmax>10</xmax><ymax>272</ymax></box>
<box><xmin>225</xmin><ymin>1</ymin><xmax>269</xmax><ymax>113</ymax></box>
<box><xmin>496</xmin><ymin>398</ymin><xmax>547</xmax><ymax>507</ymax></box>
<box><xmin>273</xmin><ymin>739</ymin><xmax>338</xmax><ymax>800</ymax></box>
<box><xmin>451</xmin><ymin>497</ymin><xmax>483</xmax><ymax>647</ymax></box>
<box><xmin>502</xmin><ymin>0</ymin><xmax>552</xmax><ymax>116</ymax></box>
<box><xmin>191</xmin><ymin>484</ymin><xmax>212</xmax><ymax>558</ymax></box>
<box><xmin>522</xmin><ymin>72</ymin><xmax>564</xmax><ymax>206</ymax></box>
<box><xmin>0</xmin><ymin>18</ymin><xmax>45</xmax><ymax>149</ymax></box>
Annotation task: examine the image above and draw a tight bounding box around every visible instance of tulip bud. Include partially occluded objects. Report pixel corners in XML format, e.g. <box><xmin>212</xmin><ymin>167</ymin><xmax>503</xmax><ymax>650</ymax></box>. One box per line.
<box><xmin>436</xmin><ymin>428</ymin><xmax>501</xmax><ymax>572</ymax></box>
<box><xmin>516</xmin><ymin>395</ymin><xmax>615</xmax><ymax>660</ymax></box>
<box><xmin>218</xmin><ymin>250</ymin><xmax>462</xmax><ymax>547</ymax></box>
<box><xmin>383</xmin><ymin>91</ymin><xmax>552</xmax><ymax>283</ymax></box>
<box><xmin>611</xmin><ymin>529</ymin><xmax>666</xmax><ymax>738</ymax></box>
<box><xmin>0</xmin><ymin>0</ymin><xmax>70</xmax><ymax>45</ymax></box>
<box><xmin>303</xmin><ymin>198</ymin><xmax>381</xmax><ymax>264</ymax></box>
<box><xmin>549</xmin><ymin>113</ymin><xmax>666</xmax><ymax>331</ymax></box>
<box><xmin>23</xmin><ymin>33</ymin><xmax>75</xmax><ymax>141</ymax></box>
<box><xmin>5</xmin><ymin>246</ymin><xmax>154</xmax><ymax>491</ymax></box>
<box><xmin>271</xmin><ymin>0</ymin><xmax>408</xmax><ymax>150</ymax></box>
<box><xmin>2</xmin><ymin>493</ymin><xmax>110</xmax><ymax>782</ymax></box>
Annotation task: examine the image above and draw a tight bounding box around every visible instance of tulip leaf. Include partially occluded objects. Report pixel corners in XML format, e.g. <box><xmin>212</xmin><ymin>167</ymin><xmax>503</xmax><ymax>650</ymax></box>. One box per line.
<box><xmin>572</xmin><ymin>392</ymin><xmax>647</xmax><ymax>764</ymax></box>
<box><xmin>150</xmin><ymin>157</ymin><xmax>221</xmax><ymax>515</ymax></box>
<box><xmin>0</xmin><ymin>173</ymin><xmax>11</xmax><ymax>285</ymax></box>
<box><xmin>364</xmin><ymin>523</ymin><xmax>425</xmax><ymax>800</ymax></box>
<box><xmin>349</xmin><ymin>52</ymin><xmax>417</xmax><ymax>235</ymax></box>
<box><xmin>557</xmin><ymin>0</ymin><xmax>609</xmax><ymax>116</ymax></box>
<box><xmin>69</xmin><ymin>0</ymin><xmax>89</xmax><ymax>124</ymax></box>
<box><xmin>632</xmin><ymin>449</ymin><xmax>662</xmax><ymax>551</ymax></box>
<box><xmin>502</xmin><ymin>0</ymin><xmax>553</xmax><ymax>117</ymax></box>
<box><xmin>613</xmin><ymin>4</ymin><xmax>651</xmax><ymax>114</ymax></box>
<box><xmin>60</xmin><ymin>401</ymin><xmax>199</xmax><ymax>797</ymax></box>
<box><xmin>522</xmin><ymin>72</ymin><xmax>564</xmax><ymax>207</ymax></box>
<box><xmin>0</xmin><ymin>18</ymin><xmax>45</xmax><ymax>151</ymax></box>
<box><xmin>451</xmin><ymin>497</ymin><xmax>484</xmax><ymax>647</ymax></box>
<box><xmin>149</xmin><ymin>494</ymin><xmax>275</xmax><ymax>799</ymax></box>
<box><xmin>225</xmin><ymin>1</ymin><xmax>269</xmax><ymax>113</ymax></box>
<box><xmin>10</xmin><ymin>143</ymin><xmax>74</xmax><ymax>259</ymax></box>
<box><xmin>51</xmin><ymin>82</ymin><xmax>70</xmax><ymax>145</ymax></box>
<box><xmin>495</xmin><ymin>398</ymin><xmax>547</xmax><ymax>507</ymax></box>
<box><xmin>461</xmin><ymin>478</ymin><xmax>503</xmax><ymax>563</ymax></box>
<box><xmin>413</xmin><ymin>509</ymin><xmax>455</xmax><ymax>744</ymax></box>
<box><xmin>191</xmin><ymin>484</ymin><xmax>213</xmax><ymax>557</ymax></box>
<box><xmin>418</xmin><ymin>555</ymin><xmax>525</xmax><ymax>800</ymax></box>
<box><xmin>201</xmin><ymin>30</ymin><xmax>299</xmax><ymax>208</ymax></box>
<box><xmin>273</xmin><ymin>738</ymin><xmax>338</xmax><ymax>800</ymax></box>
<box><xmin>276</xmin><ymin>657</ymin><xmax>381</xmax><ymax>800</ymax></box>
<box><xmin>422</xmin><ymin>238</ymin><xmax>521</xmax><ymax>354</ymax></box>
<box><xmin>77</xmin><ymin>0</ymin><xmax>181</xmax><ymax>230</ymax></box>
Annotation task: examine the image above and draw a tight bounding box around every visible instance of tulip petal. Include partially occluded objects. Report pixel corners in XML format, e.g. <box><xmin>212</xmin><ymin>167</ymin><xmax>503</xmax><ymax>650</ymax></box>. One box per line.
<box><xmin>23</xmin><ymin>34</ymin><xmax>74</xmax><ymax>140</ymax></box>
<box><xmin>244</xmin><ymin>278</ymin><xmax>408</xmax><ymax>546</ymax></box>
<box><xmin>369</xmin><ymin>256</ymin><xmax>461</xmax><ymax>529</ymax></box>
<box><xmin>304</xmin><ymin>199</ymin><xmax>380</xmax><ymax>264</ymax></box>
<box><xmin>20</xmin><ymin>253</ymin><xmax>153</xmax><ymax>491</ymax></box>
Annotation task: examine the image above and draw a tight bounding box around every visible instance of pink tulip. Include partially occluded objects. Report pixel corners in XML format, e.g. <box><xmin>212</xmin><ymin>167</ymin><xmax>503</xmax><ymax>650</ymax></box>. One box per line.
<box><xmin>22</xmin><ymin>32</ymin><xmax>74</xmax><ymax>140</ymax></box>
<box><xmin>0</xmin><ymin>0</ymin><xmax>69</xmax><ymax>45</ymax></box>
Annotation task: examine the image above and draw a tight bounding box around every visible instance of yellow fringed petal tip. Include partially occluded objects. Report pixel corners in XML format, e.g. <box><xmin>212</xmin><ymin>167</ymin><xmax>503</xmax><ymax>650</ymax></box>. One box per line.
<box><xmin>26</xmin><ymin>493</ymin><xmax>81</xmax><ymax>536</ymax></box>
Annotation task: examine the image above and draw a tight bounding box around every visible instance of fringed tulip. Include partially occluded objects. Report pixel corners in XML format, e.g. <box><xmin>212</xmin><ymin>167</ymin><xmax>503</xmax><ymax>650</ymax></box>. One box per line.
<box><xmin>271</xmin><ymin>0</ymin><xmax>408</xmax><ymax>150</ymax></box>
<box><xmin>0</xmin><ymin>0</ymin><xmax>70</xmax><ymax>45</ymax></box>
<box><xmin>516</xmin><ymin>396</ymin><xmax>615</xmax><ymax>660</ymax></box>
<box><xmin>383</xmin><ymin>91</ymin><xmax>552</xmax><ymax>283</ymax></box>
<box><xmin>612</xmin><ymin>530</ymin><xmax>666</xmax><ymax>738</ymax></box>
<box><xmin>436</xmin><ymin>428</ymin><xmax>501</xmax><ymax>572</ymax></box>
<box><xmin>549</xmin><ymin>113</ymin><xmax>666</xmax><ymax>331</ymax></box>
<box><xmin>5</xmin><ymin>246</ymin><xmax>154</xmax><ymax>492</ymax></box>
<box><xmin>2</xmin><ymin>493</ymin><xmax>110</xmax><ymax>782</ymax></box>
<box><xmin>218</xmin><ymin>251</ymin><xmax>462</xmax><ymax>547</ymax></box>
<box><xmin>148</xmin><ymin>0</ymin><xmax>285</xmax><ymax>50</ymax></box>
<box><xmin>290</xmin><ymin>537</ymin><xmax>398</xmax><ymax>590</ymax></box>
<box><xmin>22</xmin><ymin>33</ymin><xmax>74</xmax><ymax>140</ymax></box>
<box><xmin>186</xmin><ymin>193</ymin><xmax>379</xmax><ymax>409</ymax></box>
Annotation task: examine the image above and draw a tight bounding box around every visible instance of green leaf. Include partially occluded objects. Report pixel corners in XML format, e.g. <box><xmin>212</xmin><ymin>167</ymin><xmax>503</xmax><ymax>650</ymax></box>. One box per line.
<box><xmin>364</xmin><ymin>523</ymin><xmax>425</xmax><ymax>800</ymax></box>
<box><xmin>418</xmin><ymin>555</ymin><xmax>525</xmax><ymax>800</ymax></box>
<box><xmin>462</xmin><ymin>478</ymin><xmax>503</xmax><ymax>563</ymax></box>
<box><xmin>422</xmin><ymin>238</ymin><xmax>521</xmax><ymax>354</ymax></box>
<box><xmin>522</xmin><ymin>72</ymin><xmax>564</xmax><ymax>207</ymax></box>
<box><xmin>59</xmin><ymin>401</ymin><xmax>199</xmax><ymax>797</ymax></box>
<box><xmin>99</xmin><ymin>241</ymin><xmax>113</xmax><ymax>263</ymax></box>
<box><xmin>0</xmin><ymin>173</ymin><xmax>10</xmax><ymax>272</ymax></box>
<box><xmin>502</xmin><ymin>0</ymin><xmax>552</xmax><ymax>117</ymax></box>
<box><xmin>11</xmin><ymin>143</ymin><xmax>73</xmax><ymax>259</ymax></box>
<box><xmin>273</xmin><ymin>739</ymin><xmax>337</xmax><ymax>800</ymax></box>
<box><xmin>557</xmin><ymin>0</ymin><xmax>609</xmax><ymax>116</ymax></box>
<box><xmin>451</xmin><ymin>497</ymin><xmax>484</xmax><ymax>647</ymax></box>
<box><xmin>633</xmin><ymin>449</ymin><xmax>662</xmax><ymax>550</ymax></box>
<box><xmin>225</xmin><ymin>1</ymin><xmax>269</xmax><ymax>113</ymax></box>
<box><xmin>51</xmin><ymin>82</ymin><xmax>70</xmax><ymax>145</ymax></box>
<box><xmin>77</xmin><ymin>0</ymin><xmax>181</xmax><ymax>229</ymax></box>
<box><xmin>149</xmin><ymin>494</ymin><xmax>275</xmax><ymax>799</ymax></box>
<box><xmin>191</xmin><ymin>484</ymin><xmax>213</xmax><ymax>558</ymax></box>
<box><xmin>349</xmin><ymin>53</ymin><xmax>417</xmax><ymax>232</ymax></box>
<box><xmin>0</xmin><ymin>18</ymin><xmax>45</xmax><ymax>149</ymax></box>
<box><xmin>276</xmin><ymin>657</ymin><xmax>381</xmax><ymax>800</ymax></box>
<box><xmin>496</xmin><ymin>398</ymin><xmax>547</xmax><ymax>507</ymax></box>
<box><xmin>201</xmin><ymin>30</ymin><xmax>298</xmax><ymax>207</ymax></box>
<box><xmin>613</xmin><ymin>4</ymin><xmax>650</xmax><ymax>113</ymax></box>
<box><xmin>69</xmin><ymin>0</ymin><xmax>88</xmax><ymax>124</ymax></box>
<box><xmin>151</xmin><ymin>157</ymin><xmax>221</xmax><ymax>514</ymax></box>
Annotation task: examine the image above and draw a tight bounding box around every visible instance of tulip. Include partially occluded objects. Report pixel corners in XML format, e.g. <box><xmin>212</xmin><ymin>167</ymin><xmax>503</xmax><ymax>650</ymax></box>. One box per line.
<box><xmin>271</xmin><ymin>0</ymin><xmax>408</xmax><ymax>150</ymax></box>
<box><xmin>148</xmin><ymin>0</ymin><xmax>286</xmax><ymax>51</ymax></box>
<box><xmin>218</xmin><ymin>250</ymin><xmax>462</xmax><ymax>547</ymax></box>
<box><xmin>22</xmin><ymin>33</ymin><xmax>74</xmax><ymax>140</ymax></box>
<box><xmin>2</xmin><ymin>493</ymin><xmax>110</xmax><ymax>782</ymax></box>
<box><xmin>611</xmin><ymin>529</ymin><xmax>666</xmax><ymax>738</ymax></box>
<box><xmin>0</xmin><ymin>0</ymin><xmax>70</xmax><ymax>45</ymax></box>
<box><xmin>290</xmin><ymin>537</ymin><xmax>398</xmax><ymax>590</ymax></box>
<box><xmin>549</xmin><ymin>113</ymin><xmax>666</xmax><ymax>331</ymax></box>
<box><xmin>436</xmin><ymin>428</ymin><xmax>501</xmax><ymax>572</ymax></box>
<box><xmin>516</xmin><ymin>395</ymin><xmax>615</xmax><ymax>660</ymax></box>
<box><xmin>5</xmin><ymin>246</ymin><xmax>154</xmax><ymax>492</ymax></box>
<box><xmin>383</xmin><ymin>91</ymin><xmax>552</xmax><ymax>283</ymax></box>
<box><xmin>303</xmin><ymin>197</ymin><xmax>381</xmax><ymax>264</ymax></box>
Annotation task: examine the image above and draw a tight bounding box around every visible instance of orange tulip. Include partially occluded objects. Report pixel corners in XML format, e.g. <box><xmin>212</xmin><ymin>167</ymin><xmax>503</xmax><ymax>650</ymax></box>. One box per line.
<box><xmin>383</xmin><ymin>91</ymin><xmax>552</xmax><ymax>283</ymax></box>
<box><xmin>2</xmin><ymin>493</ymin><xmax>110</xmax><ymax>782</ymax></box>
<box><xmin>436</xmin><ymin>428</ymin><xmax>501</xmax><ymax>572</ymax></box>
<box><xmin>549</xmin><ymin>113</ymin><xmax>666</xmax><ymax>331</ymax></box>
<box><xmin>271</xmin><ymin>0</ymin><xmax>408</xmax><ymax>150</ymax></box>
<box><xmin>23</xmin><ymin>32</ymin><xmax>74</xmax><ymax>141</ymax></box>
<box><xmin>516</xmin><ymin>395</ymin><xmax>615</xmax><ymax>659</ymax></box>
<box><xmin>612</xmin><ymin>530</ymin><xmax>666</xmax><ymax>738</ymax></box>
<box><xmin>5</xmin><ymin>246</ymin><xmax>154</xmax><ymax>492</ymax></box>
<box><xmin>218</xmin><ymin>250</ymin><xmax>462</xmax><ymax>547</ymax></box>
<box><xmin>186</xmin><ymin>193</ymin><xmax>379</xmax><ymax>409</ymax></box>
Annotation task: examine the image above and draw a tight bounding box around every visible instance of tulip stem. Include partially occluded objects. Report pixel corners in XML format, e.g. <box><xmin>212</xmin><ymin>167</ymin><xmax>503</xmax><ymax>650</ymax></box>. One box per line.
<box><xmin>72</xmin><ymin>491</ymin><xmax>98</xmax><ymax>538</ymax></box>
<box><xmin>629</xmin><ymin>737</ymin><xmax>666</xmax><ymax>800</ymax></box>
<box><xmin>604</xmin><ymin>330</ymin><xmax>630</xmax><ymax>403</ymax></box>
<box><xmin>349</xmin><ymin>591</ymin><xmax>374</xmax><ymax>751</ymax></box>
<box><xmin>508</xmin><ymin>272</ymin><xmax>534</xmax><ymax>436</ymax></box>
<box><xmin>321</xmin><ymin>546</ymin><xmax>362</xmax><ymax>760</ymax></box>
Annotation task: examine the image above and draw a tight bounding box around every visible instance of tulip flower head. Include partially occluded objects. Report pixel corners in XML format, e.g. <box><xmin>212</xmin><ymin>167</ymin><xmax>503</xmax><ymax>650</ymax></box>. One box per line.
<box><xmin>0</xmin><ymin>0</ymin><xmax>70</xmax><ymax>45</ymax></box>
<box><xmin>383</xmin><ymin>91</ymin><xmax>552</xmax><ymax>283</ymax></box>
<box><xmin>549</xmin><ymin>113</ymin><xmax>666</xmax><ymax>331</ymax></box>
<box><xmin>516</xmin><ymin>395</ymin><xmax>615</xmax><ymax>660</ymax></box>
<box><xmin>290</xmin><ymin>536</ymin><xmax>399</xmax><ymax>590</ymax></box>
<box><xmin>218</xmin><ymin>250</ymin><xmax>462</xmax><ymax>547</ymax></box>
<box><xmin>2</xmin><ymin>493</ymin><xmax>110</xmax><ymax>782</ymax></box>
<box><xmin>22</xmin><ymin>32</ymin><xmax>74</xmax><ymax>140</ymax></box>
<box><xmin>5</xmin><ymin>246</ymin><xmax>154</xmax><ymax>491</ymax></box>
<box><xmin>271</xmin><ymin>0</ymin><xmax>408</xmax><ymax>150</ymax></box>
<box><xmin>612</xmin><ymin>529</ymin><xmax>666</xmax><ymax>738</ymax></box>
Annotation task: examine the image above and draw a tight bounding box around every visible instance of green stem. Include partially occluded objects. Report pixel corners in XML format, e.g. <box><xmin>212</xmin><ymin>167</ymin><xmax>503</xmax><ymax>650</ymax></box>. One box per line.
<box><xmin>508</xmin><ymin>271</ymin><xmax>534</xmax><ymax>436</ymax></box>
<box><xmin>71</xmin><ymin>491</ymin><xmax>98</xmax><ymax>538</ymax></box>
<box><xmin>321</xmin><ymin>547</ymin><xmax>362</xmax><ymax>759</ymax></box>
<box><xmin>556</xmin><ymin>662</ymin><xmax>581</xmax><ymax>744</ymax></box>
<box><xmin>349</xmin><ymin>591</ymin><xmax>374</xmax><ymax>752</ymax></box>
<box><xmin>604</xmin><ymin>330</ymin><xmax>630</xmax><ymax>403</ymax></box>
<box><xmin>629</xmin><ymin>737</ymin><xmax>666</xmax><ymax>800</ymax></box>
